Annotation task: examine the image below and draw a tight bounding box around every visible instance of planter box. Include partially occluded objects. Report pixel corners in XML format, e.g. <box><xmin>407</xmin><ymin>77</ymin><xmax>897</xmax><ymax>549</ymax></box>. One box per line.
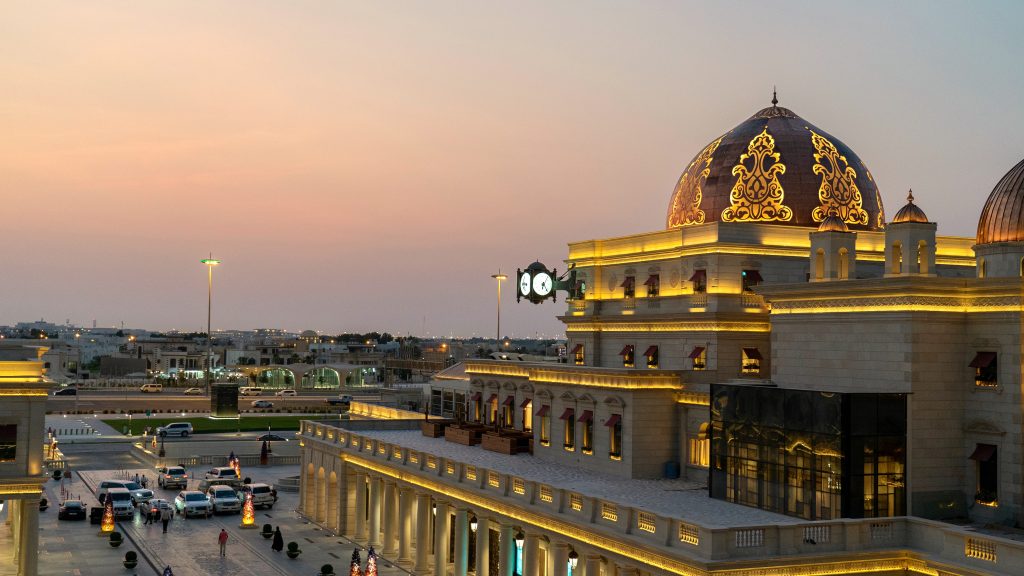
<box><xmin>420</xmin><ymin>419</ymin><xmax>455</xmax><ymax>438</ymax></box>
<box><xmin>481</xmin><ymin>431</ymin><xmax>531</xmax><ymax>455</ymax></box>
<box><xmin>445</xmin><ymin>425</ymin><xmax>484</xmax><ymax>446</ymax></box>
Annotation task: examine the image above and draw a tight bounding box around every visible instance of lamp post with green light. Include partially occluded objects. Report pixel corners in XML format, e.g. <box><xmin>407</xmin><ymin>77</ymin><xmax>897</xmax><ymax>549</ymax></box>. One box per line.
<box><xmin>201</xmin><ymin>255</ymin><xmax>220</xmax><ymax>396</ymax></box>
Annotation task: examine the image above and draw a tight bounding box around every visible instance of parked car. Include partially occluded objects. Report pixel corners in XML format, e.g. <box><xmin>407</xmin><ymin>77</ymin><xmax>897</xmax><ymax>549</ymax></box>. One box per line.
<box><xmin>52</xmin><ymin>387</ymin><xmax>77</xmax><ymax>396</ymax></box>
<box><xmin>257</xmin><ymin>433</ymin><xmax>288</xmax><ymax>442</ymax></box>
<box><xmin>58</xmin><ymin>500</ymin><xmax>86</xmax><ymax>520</ymax></box>
<box><xmin>183</xmin><ymin>387</ymin><xmax>204</xmax><ymax>395</ymax></box>
<box><xmin>121</xmin><ymin>481</ymin><xmax>153</xmax><ymax>504</ymax></box>
<box><xmin>250</xmin><ymin>400</ymin><xmax>273</xmax><ymax>408</ymax></box>
<box><xmin>148</xmin><ymin>498</ymin><xmax>173</xmax><ymax>513</ymax></box>
<box><xmin>156</xmin><ymin>422</ymin><xmax>193</xmax><ymax>437</ymax></box>
<box><xmin>204</xmin><ymin>466</ymin><xmax>240</xmax><ymax>480</ymax></box>
<box><xmin>274</xmin><ymin>389</ymin><xmax>297</xmax><ymax>397</ymax></box>
<box><xmin>157</xmin><ymin>466</ymin><xmax>189</xmax><ymax>489</ymax></box>
<box><xmin>105</xmin><ymin>488</ymin><xmax>135</xmax><ymax>519</ymax></box>
<box><xmin>174</xmin><ymin>491</ymin><xmax>212</xmax><ymax>518</ymax></box>
<box><xmin>206</xmin><ymin>485</ymin><xmax>242</xmax><ymax>514</ymax></box>
<box><xmin>239</xmin><ymin>483</ymin><xmax>275</xmax><ymax>509</ymax></box>
<box><xmin>140</xmin><ymin>383</ymin><xmax>163</xmax><ymax>393</ymax></box>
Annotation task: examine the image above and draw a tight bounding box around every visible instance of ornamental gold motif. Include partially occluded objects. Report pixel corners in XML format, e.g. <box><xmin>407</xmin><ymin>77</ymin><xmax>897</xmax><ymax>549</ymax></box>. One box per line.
<box><xmin>721</xmin><ymin>128</ymin><xmax>792</xmax><ymax>222</ymax></box>
<box><xmin>667</xmin><ymin>136</ymin><xmax>724</xmax><ymax>228</ymax></box>
<box><xmin>810</xmin><ymin>131</ymin><xmax>869</xmax><ymax>225</ymax></box>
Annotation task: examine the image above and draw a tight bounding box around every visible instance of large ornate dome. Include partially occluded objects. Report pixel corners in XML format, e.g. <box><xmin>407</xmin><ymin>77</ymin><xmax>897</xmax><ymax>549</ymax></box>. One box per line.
<box><xmin>667</xmin><ymin>98</ymin><xmax>886</xmax><ymax>231</ymax></box>
<box><xmin>976</xmin><ymin>157</ymin><xmax>1024</xmax><ymax>245</ymax></box>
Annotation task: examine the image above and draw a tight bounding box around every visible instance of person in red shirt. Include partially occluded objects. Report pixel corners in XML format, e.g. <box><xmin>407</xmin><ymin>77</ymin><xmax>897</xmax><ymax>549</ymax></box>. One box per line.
<box><xmin>218</xmin><ymin>529</ymin><xmax>229</xmax><ymax>557</ymax></box>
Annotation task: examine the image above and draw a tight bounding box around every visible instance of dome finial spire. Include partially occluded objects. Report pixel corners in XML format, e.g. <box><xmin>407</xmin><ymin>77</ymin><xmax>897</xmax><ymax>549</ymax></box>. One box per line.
<box><xmin>771</xmin><ymin>86</ymin><xmax>778</xmax><ymax>107</ymax></box>
<box><xmin>907</xmin><ymin>188</ymin><xmax>914</xmax><ymax>204</ymax></box>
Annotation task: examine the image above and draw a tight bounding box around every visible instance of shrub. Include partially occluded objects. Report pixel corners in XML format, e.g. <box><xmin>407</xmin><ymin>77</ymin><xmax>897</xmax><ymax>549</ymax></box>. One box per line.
<box><xmin>125</xmin><ymin>551</ymin><xmax>137</xmax><ymax>561</ymax></box>
<box><xmin>320</xmin><ymin>564</ymin><xmax>335</xmax><ymax>575</ymax></box>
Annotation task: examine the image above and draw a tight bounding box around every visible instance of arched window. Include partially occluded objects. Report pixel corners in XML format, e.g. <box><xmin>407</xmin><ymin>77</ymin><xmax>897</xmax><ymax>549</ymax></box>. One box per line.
<box><xmin>891</xmin><ymin>242</ymin><xmax>902</xmax><ymax>274</ymax></box>
<box><xmin>979</xmin><ymin>258</ymin><xmax>986</xmax><ymax>279</ymax></box>
<box><xmin>838</xmin><ymin>248</ymin><xmax>849</xmax><ymax>280</ymax></box>
<box><xmin>815</xmin><ymin>249</ymin><xmax>825</xmax><ymax>280</ymax></box>
<box><xmin>917</xmin><ymin>240</ymin><xmax>928</xmax><ymax>274</ymax></box>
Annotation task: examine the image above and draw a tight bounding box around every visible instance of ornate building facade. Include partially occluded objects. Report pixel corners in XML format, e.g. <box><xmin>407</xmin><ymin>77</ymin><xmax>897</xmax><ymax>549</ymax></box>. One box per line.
<box><xmin>300</xmin><ymin>101</ymin><xmax>1024</xmax><ymax>575</ymax></box>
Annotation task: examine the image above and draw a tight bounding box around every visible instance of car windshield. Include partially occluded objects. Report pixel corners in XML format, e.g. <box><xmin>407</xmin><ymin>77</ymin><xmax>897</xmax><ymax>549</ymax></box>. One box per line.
<box><xmin>251</xmin><ymin>486</ymin><xmax>270</xmax><ymax>494</ymax></box>
<box><xmin>109</xmin><ymin>492</ymin><xmax>130</xmax><ymax>501</ymax></box>
<box><xmin>64</xmin><ymin>501</ymin><xmax>83</xmax><ymax>508</ymax></box>
<box><xmin>185</xmin><ymin>494</ymin><xmax>207</xmax><ymax>501</ymax></box>
<box><xmin>212</xmin><ymin>489</ymin><xmax>235</xmax><ymax>497</ymax></box>
<box><xmin>125</xmin><ymin>482</ymin><xmax>141</xmax><ymax>490</ymax></box>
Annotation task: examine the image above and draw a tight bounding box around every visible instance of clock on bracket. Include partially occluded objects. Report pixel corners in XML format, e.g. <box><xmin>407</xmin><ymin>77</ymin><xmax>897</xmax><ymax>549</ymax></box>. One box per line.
<box><xmin>532</xmin><ymin>271</ymin><xmax>553</xmax><ymax>296</ymax></box>
<box><xmin>518</xmin><ymin>271</ymin><xmax>532</xmax><ymax>299</ymax></box>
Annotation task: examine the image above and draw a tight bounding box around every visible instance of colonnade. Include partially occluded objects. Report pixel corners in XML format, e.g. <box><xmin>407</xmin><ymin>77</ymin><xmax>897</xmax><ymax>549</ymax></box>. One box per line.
<box><xmin>2</xmin><ymin>495</ymin><xmax>41</xmax><ymax>576</ymax></box>
<box><xmin>301</xmin><ymin>460</ymin><xmax>647</xmax><ymax>576</ymax></box>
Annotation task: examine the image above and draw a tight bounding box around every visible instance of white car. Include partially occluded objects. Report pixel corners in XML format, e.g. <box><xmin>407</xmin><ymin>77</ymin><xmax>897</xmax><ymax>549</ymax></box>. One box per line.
<box><xmin>156</xmin><ymin>422</ymin><xmax>193</xmax><ymax>437</ymax></box>
<box><xmin>104</xmin><ymin>488</ymin><xmax>135</xmax><ymax>519</ymax></box>
<box><xmin>183</xmin><ymin>387</ymin><xmax>204</xmax><ymax>395</ymax></box>
<box><xmin>251</xmin><ymin>400</ymin><xmax>273</xmax><ymax>408</ymax></box>
<box><xmin>174</xmin><ymin>491</ymin><xmax>212</xmax><ymax>518</ymax></box>
<box><xmin>206</xmin><ymin>485</ymin><xmax>241</xmax><ymax>514</ymax></box>
<box><xmin>274</xmin><ymin>389</ymin><xmax>297</xmax><ymax>397</ymax></box>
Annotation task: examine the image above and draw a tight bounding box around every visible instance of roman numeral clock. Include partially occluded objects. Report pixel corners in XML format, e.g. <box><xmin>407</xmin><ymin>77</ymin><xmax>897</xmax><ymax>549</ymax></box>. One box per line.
<box><xmin>516</xmin><ymin>261</ymin><xmax>582</xmax><ymax>304</ymax></box>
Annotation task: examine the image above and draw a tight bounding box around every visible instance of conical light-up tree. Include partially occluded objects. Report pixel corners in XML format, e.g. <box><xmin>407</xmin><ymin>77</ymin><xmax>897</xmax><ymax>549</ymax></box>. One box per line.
<box><xmin>364</xmin><ymin>546</ymin><xmax>377</xmax><ymax>576</ymax></box>
<box><xmin>240</xmin><ymin>493</ymin><xmax>256</xmax><ymax>528</ymax></box>
<box><xmin>349</xmin><ymin>548</ymin><xmax>362</xmax><ymax>576</ymax></box>
<box><xmin>100</xmin><ymin>499</ymin><xmax>115</xmax><ymax>533</ymax></box>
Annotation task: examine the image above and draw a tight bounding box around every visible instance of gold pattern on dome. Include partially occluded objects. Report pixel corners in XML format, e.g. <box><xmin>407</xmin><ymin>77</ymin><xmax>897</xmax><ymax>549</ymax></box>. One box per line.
<box><xmin>667</xmin><ymin>136</ymin><xmax>723</xmax><ymax>228</ymax></box>
<box><xmin>810</xmin><ymin>131</ymin><xmax>869</xmax><ymax>226</ymax></box>
<box><xmin>721</xmin><ymin>128</ymin><xmax>792</xmax><ymax>222</ymax></box>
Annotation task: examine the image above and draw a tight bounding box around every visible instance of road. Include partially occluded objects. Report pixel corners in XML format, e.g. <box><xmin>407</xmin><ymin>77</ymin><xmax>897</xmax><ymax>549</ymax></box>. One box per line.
<box><xmin>48</xmin><ymin>391</ymin><xmax>381</xmax><ymax>413</ymax></box>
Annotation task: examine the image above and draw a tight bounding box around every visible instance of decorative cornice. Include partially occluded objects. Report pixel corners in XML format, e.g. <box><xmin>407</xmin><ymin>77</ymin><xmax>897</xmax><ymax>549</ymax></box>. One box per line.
<box><xmin>563</xmin><ymin>321</ymin><xmax>770</xmax><ymax>333</ymax></box>
<box><xmin>464</xmin><ymin>361</ymin><xmax>683</xmax><ymax>390</ymax></box>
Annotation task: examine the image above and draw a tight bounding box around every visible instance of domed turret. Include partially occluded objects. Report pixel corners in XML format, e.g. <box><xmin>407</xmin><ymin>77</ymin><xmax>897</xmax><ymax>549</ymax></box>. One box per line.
<box><xmin>817</xmin><ymin>213</ymin><xmax>849</xmax><ymax>232</ymax></box>
<box><xmin>891</xmin><ymin>189</ymin><xmax>929</xmax><ymax>223</ymax></box>
<box><xmin>666</xmin><ymin>94</ymin><xmax>886</xmax><ymax>231</ymax></box>
<box><xmin>974</xmin><ymin>157</ymin><xmax>1024</xmax><ymax>277</ymax></box>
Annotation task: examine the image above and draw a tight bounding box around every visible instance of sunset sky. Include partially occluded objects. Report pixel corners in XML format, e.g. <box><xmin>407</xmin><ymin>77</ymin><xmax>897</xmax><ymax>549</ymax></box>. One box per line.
<box><xmin>3</xmin><ymin>1</ymin><xmax>1023</xmax><ymax>338</ymax></box>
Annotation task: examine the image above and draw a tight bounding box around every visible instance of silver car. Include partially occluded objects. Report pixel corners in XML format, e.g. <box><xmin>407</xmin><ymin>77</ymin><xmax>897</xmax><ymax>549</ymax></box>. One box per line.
<box><xmin>174</xmin><ymin>491</ymin><xmax>211</xmax><ymax>518</ymax></box>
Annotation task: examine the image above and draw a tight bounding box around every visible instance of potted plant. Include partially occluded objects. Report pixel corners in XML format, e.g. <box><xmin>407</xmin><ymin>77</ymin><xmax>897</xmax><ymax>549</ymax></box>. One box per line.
<box><xmin>319</xmin><ymin>564</ymin><xmax>335</xmax><ymax>576</ymax></box>
<box><xmin>123</xmin><ymin>551</ymin><xmax>137</xmax><ymax>569</ymax></box>
<box><xmin>39</xmin><ymin>498</ymin><xmax>48</xmax><ymax>512</ymax></box>
<box><xmin>286</xmin><ymin>541</ymin><xmax>301</xmax><ymax>559</ymax></box>
<box><xmin>109</xmin><ymin>531</ymin><xmax>123</xmax><ymax>548</ymax></box>
<box><xmin>52</xmin><ymin>469</ymin><xmax>63</xmax><ymax>481</ymax></box>
<box><xmin>261</xmin><ymin>523</ymin><xmax>274</xmax><ymax>539</ymax></box>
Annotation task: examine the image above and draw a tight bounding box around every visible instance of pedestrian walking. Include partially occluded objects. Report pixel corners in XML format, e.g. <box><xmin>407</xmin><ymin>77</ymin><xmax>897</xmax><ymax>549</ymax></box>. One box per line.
<box><xmin>139</xmin><ymin>501</ymin><xmax>151</xmax><ymax>524</ymax></box>
<box><xmin>271</xmin><ymin>527</ymin><xmax>283</xmax><ymax>552</ymax></box>
<box><xmin>161</xmin><ymin>506</ymin><xmax>171</xmax><ymax>533</ymax></box>
<box><xmin>141</xmin><ymin>474</ymin><xmax>148</xmax><ymax>488</ymax></box>
<box><xmin>134</xmin><ymin>473</ymin><xmax>140</xmax><ymax>484</ymax></box>
<box><xmin>218</xmin><ymin>529</ymin><xmax>229</xmax><ymax>557</ymax></box>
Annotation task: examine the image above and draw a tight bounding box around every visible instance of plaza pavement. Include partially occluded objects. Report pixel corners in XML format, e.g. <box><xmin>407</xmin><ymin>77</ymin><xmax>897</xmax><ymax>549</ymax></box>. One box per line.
<box><xmin>5</xmin><ymin>465</ymin><xmax>412</xmax><ymax>576</ymax></box>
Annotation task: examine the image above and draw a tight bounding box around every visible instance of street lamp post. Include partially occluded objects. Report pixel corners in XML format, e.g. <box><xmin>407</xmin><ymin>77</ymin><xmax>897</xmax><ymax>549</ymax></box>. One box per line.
<box><xmin>74</xmin><ymin>332</ymin><xmax>81</xmax><ymax>412</ymax></box>
<box><xmin>201</xmin><ymin>255</ymin><xmax>221</xmax><ymax>395</ymax></box>
<box><xmin>491</xmin><ymin>270</ymin><xmax>508</xmax><ymax>347</ymax></box>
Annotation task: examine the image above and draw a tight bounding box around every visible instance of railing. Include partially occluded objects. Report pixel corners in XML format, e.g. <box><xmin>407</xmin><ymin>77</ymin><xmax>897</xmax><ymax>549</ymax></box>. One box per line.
<box><xmin>300</xmin><ymin>421</ymin><xmax>1024</xmax><ymax>570</ymax></box>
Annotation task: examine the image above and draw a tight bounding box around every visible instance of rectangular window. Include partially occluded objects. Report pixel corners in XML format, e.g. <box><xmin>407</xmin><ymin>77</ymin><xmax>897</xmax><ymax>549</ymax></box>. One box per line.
<box><xmin>512</xmin><ymin>478</ymin><xmax>525</xmax><ymax>495</ymax></box>
<box><xmin>645</xmin><ymin>345</ymin><xmax>659</xmax><ymax>369</ymax></box>
<box><xmin>0</xmin><ymin>424</ymin><xmax>16</xmax><ymax>462</ymax></box>
<box><xmin>742</xmin><ymin>347</ymin><xmax>762</xmax><ymax>374</ymax></box>
<box><xmin>637</xmin><ymin>511</ymin><xmax>656</xmax><ymax>533</ymax></box>
<box><xmin>621</xmin><ymin>276</ymin><xmax>635</xmax><ymax>298</ymax></box>
<box><xmin>689</xmin><ymin>346</ymin><xmax>707</xmax><ymax>370</ymax></box>
<box><xmin>521</xmin><ymin>399</ymin><xmax>533</xmax><ymax>432</ymax></box>
<box><xmin>572</xmin><ymin>344</ymin><xmax>584</xmax><ymax>366</ymax></box>
<box><xmin>970</xmin><ymin>352</ymin><xmax>998</xmax><ymax>387</ymax></box>
<box><xmin>742</xmin><ymin>269</ymin><xmax>763</xmax><ymax>292</ymax></box>
<box><xmin>620</xmin><ymin>345</ymin><xmax>635</xmax><ymax>368</ymax></box>
<box><xmin>606</xmin><ymin>414</ymin><xmax>622</xmax><ymax>459</ymax></box>
<box><xmin>561</xmin><ymin>408</ymin><xmax>575</xmax><ymax>450</ymax></box>
<box><xmin>688</xmin><ymin>437</ymin><xmax>710</xmax><ymax>467</ymax></box>
<box><xmin>502</xmin><ymin>395</ymin><xmax>514</xmax><ymax>428</ymax></box>
<box><xmin>471</xmin><ymin>392</ymin><xmax>483</xmax><ymax>422</ymax></box>
<box><xmin>569</xmin><ymin>493</ymin><xmax>583</xmax><ymax>511</ymax></box>
<box><xmin>644</xmin><ymin>274</ymin><xmax>660</xmax><ymax>297</ymax></box>
<box><xmin>579</xmin><ymin>410</ymin><xmax>593</xmax><ymax>453</ymax></box>
<box><xmin>538</xmin><ymin>405</ymin><xmax>550</xmax><ymax>446</ymax></box>
<box><xmin>600</xmin><ymin>502</ymin><xmax>617</xmax><ymax>521</ymax></box>
<box><xmin>488</xmin><ymin>394</ymin><xmax>499</xmax><ymax>425</ymax></box>
<box><xmin>690</xmin><ymin>269</ymin><xmax>707</xmax><ymax>293</ymax></box>
<box><xmin>539</xmin><ymin>485</ymin><xmax>553</xmax><ymax>502</ymax></box>
<box><xmin>971</xmin><ymin>444</ymin><xmax>998</xmax><ymax>506</ymax></box>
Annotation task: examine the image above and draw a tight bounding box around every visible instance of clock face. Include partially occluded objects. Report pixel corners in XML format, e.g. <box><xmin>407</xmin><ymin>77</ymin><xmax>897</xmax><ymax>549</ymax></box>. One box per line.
<box><xmin>519</xmin><ymin>272</ymin><xmax>532</xmax><ymax>296</ymax></box>
<box><xmin>532</xmin><ymin>272</ymin><xmax>553</xmax><ymax>296</ymax></box>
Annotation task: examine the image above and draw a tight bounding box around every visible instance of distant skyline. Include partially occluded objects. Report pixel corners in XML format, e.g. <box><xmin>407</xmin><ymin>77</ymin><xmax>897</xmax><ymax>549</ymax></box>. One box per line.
<box><xmin>3</xmin><ymin>1</ymin><xmax>1023</xmax><ymax>336</ymax></box>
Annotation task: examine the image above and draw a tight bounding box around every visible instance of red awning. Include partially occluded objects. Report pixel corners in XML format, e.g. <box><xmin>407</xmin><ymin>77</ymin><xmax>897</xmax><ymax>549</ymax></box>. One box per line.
<box><xmin>644</xmin><ymin>346</ymin><xmax>658</xmax><ymax>357</ymax></box>
<box><xmin>644</xmin><ymin>275</ymin><xmax>659</xmax><ymax>287</ymax></box>
<box><xmin>604</xmin><ymin>414</ymin><xmax>621</xmax><ymax>427</ymax></box>
<box><xmin>969</xmin><ymin>444</ymin><xmax>996</xmax><ymax>462</ymax></box>
<box><xmin>619</xmin><ymin>345</ymin><xmax>634</xmax><ymax>356</ymax></box>
<box><xmin>470</xmin><ymin>392</ymin><xmax>481</xmax><ymax>401</ymax></box>
<box><xmin>578</xmin><ymin>410</ymin><xmax>593</xmax><ymax>423</ymax></box>
<box><xmin>519</xmin><ymin>398</ymin><xmax>532</xmax><ymax>408</ymax></box>
<box><xmin>688</xmin><ymin>346</ymin><xmax>706</xmax><ymax>359</ymax></box>
<box><xmin>571</xmin><ymin>344</ymin><xmax>584</xmax><ymax>354</ymax></box>
<box><xmin>503</xmin><ymin>395</ymin><xmax>515</xmax><ymax>407</ymax></box>
<box><xmin>744</xmin><ymin>270</ymin><xmax>764</xmax><ymax>283</ymax></box>
<box><xmin>559</xmin><ymin>408</ymin><xmax>575</xmax><ymax>420</ymax></box>
<box><xmin>620</xmin><ymin>277</ymin><xmax>635</xmax><ymax>288</ymax></box>
<box><xmin>969</xmin><ymin>352</ymin><xmax>997</xmax><ymax>369</ymax></box>
<box><xmin>535</xmin><ymin>405</ymin><xmax>550</xmax><ymax>417</ymax></box>
<box><xmin>689</xmin><ymin>270</ymin><xmax>706</xmax><ymax>282</ymax></box>
<box><xmin>742</xmin><ymin>347</ymin><xmax>763</xmax><ymax>360</ymax></box>
<box><xmin>487</xmin><ymin>394</ymin><xmax>498</xmax><ymax>403</ymax></box>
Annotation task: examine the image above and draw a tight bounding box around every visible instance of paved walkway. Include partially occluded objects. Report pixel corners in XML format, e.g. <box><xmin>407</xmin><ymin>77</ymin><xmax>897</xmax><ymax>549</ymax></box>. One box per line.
<box><xmin>7</xmin><ymin>465</ymin><xmax>411</xmax><ymax>576</ymax></box>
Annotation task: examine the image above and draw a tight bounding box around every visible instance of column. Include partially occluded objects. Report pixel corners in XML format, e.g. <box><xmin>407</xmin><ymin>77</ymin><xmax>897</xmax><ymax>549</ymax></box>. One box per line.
<box><xmin>382</xmin><ymin>480</ymin><xmax>398</xmax><ymax>555</ymax></box>
<box><xmin>354</xmin><ymin>472</ymin><xmax>367</xmax><ymax>541</ymax></box>
<box><xmin>414</xmin><ymin>493</ymin><xmax>431</xmax><ymax>574</ymax></box>
<box><xmin>521</xmin><ymin>533</ymin><xmax>540</xmax><ymax>576</ymax></box>
<box><xmin>398</xmin><ymin>488</ymin><xmax>413</xmax><ymax>564</ymax></box>
<box><xmin>474</xmin><ymin>517</ymin><xmax>490</xmax><ymax>575</ymax></box>
<box><xmin>19</xmin><ymin>498</ymin><xmax>39</xmax><ymax>576</ymax></box>
<box><xmin>453</xmin><ymin>508</ymin><xmax>469</xmax><ymax>576</ymax></box>
<box><xmin>434</xmin><ymin>500</ymin><xmax>451</xmax><ymax>576</ymax></box>
<box><xmin>551</xmin><ymin>541</ymin><xmax>569</xmax><ymax>576</ymax></box>
<box><xmin>368</xmin><ymin>475</ymin><xmax>383</xmax><ymax>548</ymax></box>
<box><xmin>11</xmin><ymin>499</ymin><xmax>21</xmax><ymax>564</ymax></box>
<box><xmin>498</xmin><ymin>523</ymin><xmax>514</xmax><ymax>576</ymax></box>
<box><xmin>618</xmin><ymin>566</ymin><xmax>639</xmax><ymax>576</ymax></box>
<box><xmin>584</xmin><ymin>554</ymin><xmax>602</xmax><ymax>576</ymax></box>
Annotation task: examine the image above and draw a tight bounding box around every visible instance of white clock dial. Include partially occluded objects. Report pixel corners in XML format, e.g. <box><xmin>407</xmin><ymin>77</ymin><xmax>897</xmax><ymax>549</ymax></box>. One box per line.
<box><xmin>532</xmin><ymin>272</ymin><xmax>553</xmax><ymax>296</ymax></box>
<box><xmin>519</xmin><ymin>272</ymin><xmax>532</xmax><ymax>296</ymax></box>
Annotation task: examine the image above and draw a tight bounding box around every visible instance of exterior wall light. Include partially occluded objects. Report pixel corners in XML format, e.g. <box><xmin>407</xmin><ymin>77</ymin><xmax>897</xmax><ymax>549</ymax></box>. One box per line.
<box><xmin>568</xmin><ymin>549</ymin><xmax>579</xmax><ymax>569</ymax></box>
<box><xmin>514</xmin><ymin>531</ymin><xmax>525</xmax><ymax>549</ymax></box>
<box><xmin>470</xmin><ymin>515</ymin><xmax>478</xmax><ymax>533</ymax></box>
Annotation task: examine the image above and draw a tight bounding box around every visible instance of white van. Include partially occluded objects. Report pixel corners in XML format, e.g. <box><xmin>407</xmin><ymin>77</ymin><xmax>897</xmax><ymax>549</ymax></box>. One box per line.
<box><xmin>239</xmin><ymin>387</ymin><xmax>263</xmax><ymax>396</ymax></box>
<box><xmin>140</xmin><ymin>383</ymin><xmax>163</xmax><ymax>393</ymax></box>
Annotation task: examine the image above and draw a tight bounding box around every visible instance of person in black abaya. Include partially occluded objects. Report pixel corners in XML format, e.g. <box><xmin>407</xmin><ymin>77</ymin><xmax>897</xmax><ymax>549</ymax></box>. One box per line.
<box><xmin>271</xmin><ymin>526</ymin><xmax>284</xmax><ymax>552</ymax></box>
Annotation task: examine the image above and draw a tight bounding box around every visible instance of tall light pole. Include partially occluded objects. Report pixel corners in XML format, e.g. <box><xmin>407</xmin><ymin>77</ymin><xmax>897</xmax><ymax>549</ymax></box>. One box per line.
<box><xmin>491</xmin><ymin>270</ymin><xmax>507</xmax><ymax>345</ymax></box>
<box><xmin>201</xmin><ymin>255</ymin><xmax>221</xmax><ymax>395</ymax></box>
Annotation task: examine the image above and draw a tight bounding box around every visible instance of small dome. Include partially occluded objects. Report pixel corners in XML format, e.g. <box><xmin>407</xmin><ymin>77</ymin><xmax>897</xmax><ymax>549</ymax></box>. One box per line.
<box><xmin>891</xmin><ymin>189</ymin><xmax>929</xmax><ymax>223</ymax></box>
<box><xmin>817</xmin><ymin>213</ymin><xmax>849</xmax><ymax>232</ymax></box>
<box><xmin>300</xmin><ymin>330</ymin><xmax>318</xmax><ymax>339</ymax></box>
<box><xmin>977</xmin><ymin>157</ymin><xmax>1024</xmax><ymax>244</ymax></box>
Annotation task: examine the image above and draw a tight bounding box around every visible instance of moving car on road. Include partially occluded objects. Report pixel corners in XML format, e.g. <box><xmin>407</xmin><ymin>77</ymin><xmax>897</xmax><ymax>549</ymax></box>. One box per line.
<box><xmin>174</xmin><ymin>491</ymin><xmax>212</xmax><ymax>518</ymax></box>
<box><xmin>52</xmin><ymin>387</ymin><xmax>77</xmax><ymax>396</ymax></box>
<box><xmin>58</xmin><ymin>500</ymin><xmax>86</xmax><ymax>520</ymax></box>
<box><xmin>238</xmin><ymin>387</ymin><xmax>263</xmax><ymax>396</ymax></box>
<box><xmin>325</xmin><ymin>394</ymin><xmax>352</xmax><ymax>406</ymax></box>
<box><xmin>183</xmin><ymin>387</ymin><xmax>204</xmax><ymax>395</ymax></box>
<box><xmin>274</xmin><ymin>389</ymin><xmax>297</xmax><ymax>397</ymax></box>
<box><xmin>140</xmin><ymin>383</ymin><xmax>163</xmax><ymax>393</ymax></box>
<box><xmin>157</xmin><ymin>466</ymin><xmax>188</xmax><ymax>489</ymax></box>
<box><xmin>206</xmin><ymin>485</ymin><xmax>241</xmax><ymax>514</ymax></box>
<box><xmin>204</xmin><ymin>466</ymin><xmax>240</xmax><ymax>480</ymax></box>
<box><xmin>156</xmin><ymin>422</ymin><xmax>193</xmax><ymax>437</ymax></box>
<box><xmin>250</xmin><ymin>400</ymin><xmax>273</xmax><ymax>408</ymax></box>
